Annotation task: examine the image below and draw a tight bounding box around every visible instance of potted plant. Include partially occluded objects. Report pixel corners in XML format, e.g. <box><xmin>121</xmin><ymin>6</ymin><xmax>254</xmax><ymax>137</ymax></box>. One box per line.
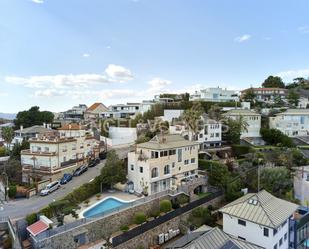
<box><xmin>140</xmin><ymin>179</ymin><xmax>149</xmax><ymax>196</ymax></box>
<box><xmin>84</xmin><ymin>199</ymin><xmax>90</xmax><ymax>207</ymax></box>
<box><xmin>96</xmin><ymin>193</ymin><xmax>101</xmax><ymax>200</ymax></box>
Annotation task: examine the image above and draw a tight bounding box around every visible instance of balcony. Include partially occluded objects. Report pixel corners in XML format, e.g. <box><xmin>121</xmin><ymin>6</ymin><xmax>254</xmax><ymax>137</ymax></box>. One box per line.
<box><xmin>21</xmin><ymin>149</ymin><xmax>57</xmax><ymax>156</ymax></box>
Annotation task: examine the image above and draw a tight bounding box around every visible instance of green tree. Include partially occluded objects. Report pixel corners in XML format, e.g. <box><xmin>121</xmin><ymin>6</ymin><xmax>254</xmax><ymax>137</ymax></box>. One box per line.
<box><xmin>287</xmin><ymin>90</ymin><xmax>300</xmax><ymax>106</ymax></box>
<box><xmin>224</xmin><ymin>117</ymin><xmax>248</xmax><ymax>144</ymax></box>
<box><xmin>242</xmin><ymin>88</ymin><xmax>256</xmax><ymax>103</ymax></box>
<box><xmin>14</xmin><ymin>106</ymin><xmax>54</xmax><ymax>128</ymax></box>
<box><xmin>260</xmin><ymin>167</ymin><xmax>292</xmax><ymax>197</ymax></box>
<box><xmin>1</xmin><ymin>127</ymin><xmax>14</xmax><ymax>152</ymax></box>
<box><xmin>10</xmin><ymin>139</ymin><xmax>29</xmax><ymax>160</ymax></box>
<box><xmin>260</xmin><ymin>128</ymin><xmax>294</xmax><ymax>147</ymax></box>
<box><xmin>262</xmin><ymin>76</ymin><xmax>285</xmax><ymax>88</ymax></box>
<box><xmin>100</xmin><ymin>150</ymin><xmax>126</xmax><ymax>189</ymax></box>
<box><xmin>208</xmin><ymin>104</ymin><xmax>222</xmax><ymax>121</ymax></box>
<box><xmin>181</xmin><ymin>101</ymin><xmax>204</xmax><ymax>141</ymax></box>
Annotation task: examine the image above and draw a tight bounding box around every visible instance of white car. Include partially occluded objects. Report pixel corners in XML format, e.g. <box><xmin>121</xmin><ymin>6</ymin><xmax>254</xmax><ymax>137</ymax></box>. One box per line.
<box><xmin>40</xmin><ymin>181</ymin><xmax>60</xmax><ymax>196</ymax></box>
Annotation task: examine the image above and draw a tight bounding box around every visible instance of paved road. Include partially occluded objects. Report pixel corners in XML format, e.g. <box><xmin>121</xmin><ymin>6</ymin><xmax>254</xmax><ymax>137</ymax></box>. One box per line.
<box><xmin>0</xmin><ymin>146</ymin><xmax>131</xmax><ymax>220</ymax></box>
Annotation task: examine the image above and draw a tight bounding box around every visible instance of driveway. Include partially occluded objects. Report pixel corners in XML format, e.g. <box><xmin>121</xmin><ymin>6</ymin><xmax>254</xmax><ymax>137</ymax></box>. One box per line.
<box><xmin>0</xmin><ymin>147</ymin><xmax>130</xmax><ymax>220</ymax></box>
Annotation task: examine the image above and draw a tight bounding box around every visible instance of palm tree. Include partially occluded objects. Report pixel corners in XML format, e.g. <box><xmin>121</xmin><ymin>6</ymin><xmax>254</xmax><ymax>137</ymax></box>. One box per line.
<box><xmin>182</xmin><ymin>102</ymin><xmax>204</xmax><ymax>141</ymax></box>
<box><xmin>208</xmin><ymin>104</ymin><xmax>222</xmax><ymax>121</ymax></box>
<box><xmin>1</xmin><ymin>127</ymin><xmax>14</xmax><ymax>153</ymax></box>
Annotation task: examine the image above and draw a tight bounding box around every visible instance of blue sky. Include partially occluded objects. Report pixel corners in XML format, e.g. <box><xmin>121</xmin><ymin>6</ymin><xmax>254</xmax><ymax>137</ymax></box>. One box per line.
<box><xmin>1</xmin><ymin>0</ymin><xmax>309</xmax><ymax>113</ymax></box>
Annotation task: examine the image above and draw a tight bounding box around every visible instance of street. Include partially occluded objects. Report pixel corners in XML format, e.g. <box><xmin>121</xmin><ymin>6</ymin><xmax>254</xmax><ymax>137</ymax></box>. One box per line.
<box><xmin>0</xmin><ymin>146</ymin><xmax>131</xmax><ymax>220</ymax></box>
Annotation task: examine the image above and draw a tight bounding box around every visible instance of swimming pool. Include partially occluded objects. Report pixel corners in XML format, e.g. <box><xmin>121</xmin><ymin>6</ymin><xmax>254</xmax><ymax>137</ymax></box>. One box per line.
<box><xmin>81</xmin><ymin>197</ymin><xmax>133</xmax><ymax>218</ymax></box>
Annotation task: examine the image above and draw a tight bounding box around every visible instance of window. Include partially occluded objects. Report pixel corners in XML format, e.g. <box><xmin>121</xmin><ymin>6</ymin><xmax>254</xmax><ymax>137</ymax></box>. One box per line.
<box><xmin>160</xmin><ymin>151</ymin><xmax>168</xmax><ymax>157</ymax></box>
<box><xmin>184</xmin><ymin>160</ymin><xmax>189</xmax><ymax>165</ymax></box>
<box><xmin>164</xmin><ymin>165</ymin><xmax>170</xmax><ymax>175</ymax></box>
<box><xmin>238</xmin><ymin>219</ymin><xmax>246</xmax><ymax>226</ymax></box>
<box><xmin>139</xmin><ymin>167</ymin><xmax>143</xmax><ymax>173</ymax></box>
<box><xmin>191</xmin><ymin>158</ymin><xmax>195</xmax><ymax>164</ymax></box>
<box><xmin>172</xmin><ymin>162</ymin><xmax>175</xmax><ymax>168</ymax></box>
<box><xmin>273</xmin><ymin>244</ymin><xmax>277</xmax><ymax>249</ymax></box>
<box><xmin>151</xmin><ymin>168</ymin><xmax>158</xmax><ymax>178</ymax></box>
<box><xmin>279</xmin><ymin>238</ymin><xmax>282</xmax><ymax>246</ymax></box>
<box><xmin>178</xmin><ymin>149</ymin><xmax>182</xmax><ymax>162</ymax></box>
<box><xmin>169</xmin><ymin>150</ymin><xmax>176</xmax><ymax>155</ymax></box>
<box><xmin>151</xmin><ymin>151</ymin><xmax>159</xmax><ymax>158</ymax></box>
<box><xmin>130</xmin><ymin>164</ymin><xmax>134</xmax><ymax>171</ymax></box>
<box><xmin>264</xmin><ymin>228</ymin><xmax>269</xmax><ymax>237</ymax></box>
<box><xmin>273</xmin><ymin>229</ymin><xmax>277</xmax><ymax>236</ymax></box>
<box><xmin>284</xmin><ymin>233</ymin><xmax>287</xmax><ymax>241</ymax></box>
<box><xmin>44</xmin><ymin>147</ymin><xmax>49</xmax><ymax>152</ymax></box>
<box><xmin>199</xmin><ymin>134</ymin><xmax>203</xmax><ymax>138</ymax></box>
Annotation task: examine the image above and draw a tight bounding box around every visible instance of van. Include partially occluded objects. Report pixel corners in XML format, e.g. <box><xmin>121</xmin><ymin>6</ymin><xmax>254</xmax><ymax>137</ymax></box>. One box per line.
<box><xmin>40</xmin><ymin>181</ymin><xmax>60</xmax><ymax>196</ymax></box>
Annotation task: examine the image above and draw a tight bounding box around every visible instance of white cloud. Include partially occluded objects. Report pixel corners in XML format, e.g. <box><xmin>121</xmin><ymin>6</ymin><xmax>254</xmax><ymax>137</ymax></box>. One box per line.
<box><xmin>34</xmin><ymin>89</ymin><xmax>65</xmax><ymax>97</ymax></box>
<box><xmin>0</xmin><ymin>92</ymin><xmax>8</xmax><ymax>97</ymax></box>
<box><xmin>5</xmin><ymin>64</ymin><xmax>133</xmax><ymax>89</ymax></box>
<box><xmin>31</xmin><ymin>0</ymin><xmax>44</xmax><ymax>3</ymax></box>
<box><xmin>105</xmin><ymin>64</ymin><xmax>133</xmax><ymax>82</ymax></box>
<box><xmin>298</xmin><ymin>26</ymin><xmax>309</xmax><ymax>34</ymax></box>
<box><xmin>106</xmin><ymin>46</ymin><xmax>111</xmax><ymax>49</ymax></box>
<box><xmin>234</xmin><ymin>34</ymin><xmax>251</xmax><ymax>43</ymax></box>
<box><xmin>276</xmin><ymin>68</ymin><xmax>309</xmax><ymax>80</ymax></box>
<box><xmin>82</xmin><ymin>53</ymin><xmax>90</xmax><ymax>57</ymax></box>
<box><xmin>148</xmin><ymin>77</ymin><xmax>171</xmax><ymax>92</ymax></box>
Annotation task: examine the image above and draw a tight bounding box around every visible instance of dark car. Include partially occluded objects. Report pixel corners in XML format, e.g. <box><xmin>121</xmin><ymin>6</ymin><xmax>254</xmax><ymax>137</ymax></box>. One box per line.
<box><xmin>60</xmin><ymin>173</ymin><xmax>73</xmax><ymax>184</ymax></box>
<box><xmin>99</xmin><ymin>152</ymin><xmax>107</xmax><ymax>160</ymax></box>
<box><xmin>88</xmin><ymin>160</ymin><xmax>96</xmax><ymax>168</ymax></box>
<box><xmin>73</xmin><ymin>165</ymin><xmax>88</xmax><ymax>176</ymax></box>
<box><xmin>95</xmin><ymin>158</ymin><xmax>100</xmax><ymax>164</ymax></box>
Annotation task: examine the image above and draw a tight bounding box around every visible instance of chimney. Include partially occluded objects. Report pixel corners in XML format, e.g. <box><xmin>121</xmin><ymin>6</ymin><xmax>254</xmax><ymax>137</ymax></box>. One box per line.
<box><xmin>20</xmin><ymin>125</ymin><xmax>23</xmax><ymax>131</ymax></box>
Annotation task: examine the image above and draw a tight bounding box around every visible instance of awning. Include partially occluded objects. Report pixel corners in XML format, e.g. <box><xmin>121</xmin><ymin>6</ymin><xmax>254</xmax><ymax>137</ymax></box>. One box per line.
<box><xmin>26</xmin><ymin>220</ymin><xmax>49</xmax><ymax>237</ymax></box>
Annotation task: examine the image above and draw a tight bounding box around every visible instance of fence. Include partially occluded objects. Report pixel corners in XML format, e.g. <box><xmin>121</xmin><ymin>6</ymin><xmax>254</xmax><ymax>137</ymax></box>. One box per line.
<box><xmin>111</xmin><ymin>188</ymin><xmax>223</xmax><ymax>246</ymax></box>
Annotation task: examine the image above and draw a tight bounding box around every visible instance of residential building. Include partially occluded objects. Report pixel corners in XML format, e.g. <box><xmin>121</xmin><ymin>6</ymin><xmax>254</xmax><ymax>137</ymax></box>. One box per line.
<box><xmin>269</xmin><ymin>109</ymin><xmax>309</xmax><ymax>137</ymax></box>
<box><xmin>154</xmin><ymin>95</ymin><xmax>175</xmax><ymax>103</ymax></box>
<box><xmin>298</xmin><ymin>97</ymin><xmax>309</xmax><ymax>109</ymax></box>
<box><xmin>190</xmin><ymin>87</ymin><xmax>238</xmax><ymax>102</ymax></box>
<box><xmin>220</xmin><ymin>190</ymin><xmax>299</xmax><ymax>249</ymax></box>
<box><xmin>127</xmin><ymin>134</ymin><xmax>199</xmax><ymax>195</ymax></box>
<box><xmin>13</xmin><ymin>124</ymin><xmax>55</xmax><ymax>144</ymax></box>
<box><xmin>84</xmin><ymin>103</ymin><xmax>108</xmax><ymax>122</ymax></box>
<box><xmin>166</xmin><ymin>226</ymin><xmax>262</xmax><ymax>249</ymax></box>
<box><xmin>223</xmin><ymin>109</ymin><xmax>261</xmax><ymax>138</ymax></box>
<box><xmin>293</xmin><ymin>166</ymin><xmax>309</xmax><ymax>204</ymax></box>
<box><xmin>21</xmin><ymin>124</ymin><xmax>100</xmax><ymax>183</ymax></box>
<box><xmin>241</xmin><ymin>87</ymin><xmax>288</xmax><ymax>103</ymax></box>
<box><xmin>101</xmin><ymin>127</ymin><xmax>137</xmax><ymax>147</ymax></box>
<box><xmin>58</xmin><ymin>104</ymin><xmax>88</xmax><ymax>122</ymax></box>
<box><xmin>289</xmin><ymin>206</ymin><xmax>309</xmax><ymax>249</ymax></box>
<box><xmin>101</xmin><ymin>102</ymin><xmax>153</xmax><ymax>119</ymax></box>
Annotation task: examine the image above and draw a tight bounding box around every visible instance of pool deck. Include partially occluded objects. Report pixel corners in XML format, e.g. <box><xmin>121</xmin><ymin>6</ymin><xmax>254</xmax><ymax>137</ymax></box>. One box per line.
<box><xmin>65</xmin><ymin>191</ymin><xmax>140</xmax><ymax>223</ymax></box>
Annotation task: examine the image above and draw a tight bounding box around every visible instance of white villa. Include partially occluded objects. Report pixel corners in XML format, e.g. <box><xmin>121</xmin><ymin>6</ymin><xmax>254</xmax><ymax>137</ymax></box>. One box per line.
<box><xmin>21</xmin><ymin>124</ymin><xmax>100</xmax><ymax>183</ymax></box>
<box><xmin>190</xmin><ymin>87</ymin><xmax>238</xmax><ymax>102</ymax></box>
<box><xmin>223</xmin><ymin>109</ymin><xmax>261</xmax><ymax>138</ymax></box>
<box><xmin>293</xmin><ymin>166</ymin><xmax>309</xmax><ymax>204</ymax></box>
<box><xmin>127</xmin><ymin>134</ymin><xmax>199</xmax><ymax>195</ymax></box>
<box><xmin>269</xmin><ymin>109</ymin><xmax>309</xmax><ymax>137</ymax></box>
<box><xmin>220</xmin><ymin>190</ymin><xmax>299</xmax><ymax>249</ymax></box>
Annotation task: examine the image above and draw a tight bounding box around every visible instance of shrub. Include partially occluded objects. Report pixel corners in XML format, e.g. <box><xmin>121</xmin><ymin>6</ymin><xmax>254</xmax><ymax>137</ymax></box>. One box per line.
<box><xmin>150</xmin><ymin>209</ymin><xmax>160</xmax><ymax>218</ymax></box>
<box><xmin>172</xmin><ymin>200</ymin><xmax>180</xmax><ymax>209</ymax></box>
<box><xmin>120</xmin><ymin>225</ymin><xmax>129</xmax><ymax>232</ymax></box>
<box><xmin>232</xmin><ymin>145</ymin><xmax>252</xmax><ymax>158</ymax></box>
<box><xmin>198</xmin><ymin>159</ymin><xmax>222</xmax><ymax>170</ymax></box>
<box><xmin>160</xmin><ymin>199</ymin><xmax>172</xmax><ymax>213</ymax></box>
<box><xmin>40</xmin><ymin>206</ymin><xmax>53</xmax><ymax>218</ymax></box>
<box><xmin>26</xmin><ymin>213</ymin><xmax>37</xmax><ymax>225</ymax></box>
<box><xmin>96</xmin><ymin>194</ymin><xmax>101</xmax><ymax>200</ymax></box>
<box><xmin>134</xmin><ymin>212</ymin><xmax>147</xmax><ymax>224</ymax></box>
<box><xmin>177</xmin><ymin>195</ymin><xmax>189</xmax><ymax>205</ymax></box>
<box><xmin>84</xmin><ymin>200</ymin><xmax>90</xmax><ymax>206</ymax></box>
<box><xmin>8</xmin><ymin>185</ymin><xmax>17</xmax><ymax>198</ymax></box>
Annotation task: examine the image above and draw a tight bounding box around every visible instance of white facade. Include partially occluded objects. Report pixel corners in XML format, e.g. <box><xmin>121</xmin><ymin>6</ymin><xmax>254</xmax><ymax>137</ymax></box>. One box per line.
<box><xmin>197</xmin><ymin>121</ymin><xmax>222</xmax><ymax>148</ymax></box>
<box><xmin>190</xmin><ymin>87</ymin><xmax>238</xmax><ymax>102</ymax></box>
<box><xmin>294</xmin><ymin>166</ymin><xmax>309</xmax><ymax>204</ymax></box>
<box><xmin>127</xmin><ymin>135</ymin><xmax>199</xmax><ymax>195</ymax></box>
<box><xmin>224</xmin><ymin>109</ymin><xmax>261</xmax><ymax>138</ymax></box>
<box><xmin>21</xmin><ymin>125</ymin><xmax>99</xmax><ymax>182</ymax></box>
<box><xmin>163</xmin><ymin>109</ymin><xmax>184</xmax><ymax>123</ymax></box>
<box><xmin>101</xmin><ymin>127</ymin><xmax>137</xmax><ymax>147</ymax></box>
<box><xmin>269</xmin><ymin>109</ymin><xmax>309</xmax><ymax>137</ymax></box>
<box><xmin>223</xmin><ymin>214</ymin><xmax>289</xmax><ymax>249</ymax></box>
<box><xmin>298</xmin><ymin>97</ymin><xmax>309</xmax><ymax>109</ymax></box>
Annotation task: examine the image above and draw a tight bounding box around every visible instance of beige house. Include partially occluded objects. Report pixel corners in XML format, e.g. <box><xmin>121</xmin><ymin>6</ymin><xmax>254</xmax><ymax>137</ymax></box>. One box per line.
<box><xmin>21</xmin><ymin>124</ymin><xmax>100</xmax><ymax>183</ymax></box>
<box><xmin>127</xmin><ymin>134</ymin><xmax>199</xmax><ymax>195</ymax></box>
<box><xmin>84</xmin><ymin>103</ymin><xmax>108</xmax><ymax>122</ymax></box>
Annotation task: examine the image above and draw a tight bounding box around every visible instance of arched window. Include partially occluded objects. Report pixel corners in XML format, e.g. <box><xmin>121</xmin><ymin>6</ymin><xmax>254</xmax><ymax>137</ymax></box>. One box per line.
<box><xmin>151</xmin><ymin>168</ymin><xmax>158</xmax><ymax>178</ymax></box>
<box><xmin>164</xmin><ymin>165</ymin><xmax>170</xmax><ymax>175</ymax></box>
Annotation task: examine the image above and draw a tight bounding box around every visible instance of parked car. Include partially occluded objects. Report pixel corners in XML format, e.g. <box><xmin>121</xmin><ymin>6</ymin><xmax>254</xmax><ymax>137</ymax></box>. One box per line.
<box><xmin>73</xmin><ymin>165</ymin><xmax>88</xmax><ymax>176</ymax></box>
<box><xmin>88</xmin><ymin>160</ymin><xmax>96</xmax><ymax>168</ymax></box>
<box><xmin>95</xmin><ymin>158</ymin><xmax>100</xmax><ymax>164</ymax></box>
<box><xmin>99</xmin><ymin>152</ymin><xmax>107</xmax><ymax>160</ymax></box>
<box><xmin>40</xmin><ymin>181</ymin><xmax>60</xmax><ymax>196</ymax></box>
<box><xmin>60</xmin><ymin>173</ymin><xmax>73</xmax><ymax>184</ymax></box>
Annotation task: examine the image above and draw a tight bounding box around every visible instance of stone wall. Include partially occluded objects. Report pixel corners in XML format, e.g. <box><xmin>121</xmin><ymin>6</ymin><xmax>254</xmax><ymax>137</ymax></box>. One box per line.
<box><xmin>32</xmin><ymin>196</ymin><xmax>166</xmax><ymax>249</ymax></box>
<box><xmin>113</xmin><ymin>195</ymin><xmax>223</xmax><ymax>249</ymax></box>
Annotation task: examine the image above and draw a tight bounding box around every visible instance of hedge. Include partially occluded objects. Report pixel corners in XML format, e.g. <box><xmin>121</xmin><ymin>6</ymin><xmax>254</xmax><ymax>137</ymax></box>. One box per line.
<box><xmin>26</xmin><ymin>213</ymin><xmax>37</xmax><ymax>225</ymax></box>
<box><xmin>231</xmin><ymin>144</ymin><xmax>252</xmax><ymax>158</ymax></box>
<box><xmin>134</xmin><ymin>212</ymin><xmax>147</xmax><ymax>224</ymax></box>
<box><xmin>160</xmin><ymin>199</ymin><xmax>172</xmax><ymax>213</ymax></box>
<box><xmin>198</xmin><ymin>159</ymin><xmax>222</xmax><ymax>170</ymax></box>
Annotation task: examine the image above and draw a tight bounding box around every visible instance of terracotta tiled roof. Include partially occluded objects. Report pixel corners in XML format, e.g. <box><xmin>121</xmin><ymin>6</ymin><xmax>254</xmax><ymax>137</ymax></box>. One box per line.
<box><xmin>58</xmin><ymin>124</ymin><xmax>84</xmax><ymax>130</ymax></box>
<box><xmin>26</xmin><ymin>220</ymin><xmax>49</xmax><ymax>237</ymax></box>
<box><xmin>241</xmin><ymin>87</ymin><xmax>287</xmax><ymax>92</ymax></box>
<box><xmin>87</xmin><ymin>103</ymin><xmax>101</xmax><ymax>111</ymax></box>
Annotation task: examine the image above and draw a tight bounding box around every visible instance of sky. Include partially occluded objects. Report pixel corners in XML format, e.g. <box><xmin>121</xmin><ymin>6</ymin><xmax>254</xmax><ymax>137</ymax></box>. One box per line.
<box><xmin>0</xmin><ymin>0</ymin><xmax>309</xmax><ymax>113</ymax></box>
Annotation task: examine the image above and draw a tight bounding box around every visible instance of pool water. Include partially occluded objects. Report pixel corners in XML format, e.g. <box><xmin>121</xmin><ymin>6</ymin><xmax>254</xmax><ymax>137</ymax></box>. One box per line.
<box><xmin>83</xmin><ymin>197</ymin><xmax>129</xmax><ymax>218</ymax></box>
